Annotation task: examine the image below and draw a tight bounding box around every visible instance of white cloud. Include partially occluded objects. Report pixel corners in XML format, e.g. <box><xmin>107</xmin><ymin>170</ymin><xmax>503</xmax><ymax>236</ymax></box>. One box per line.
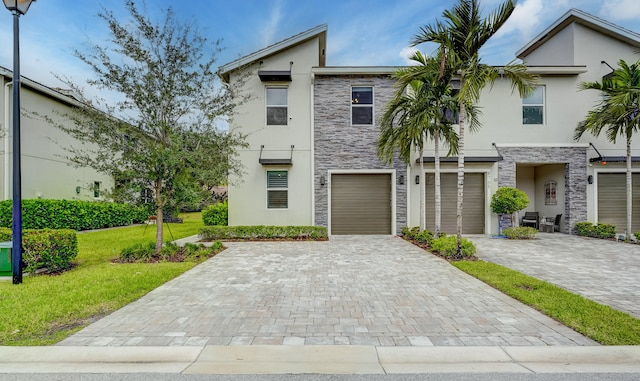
<box><xmin>600</xmin><ymin>0</ymin><xmax>640</xmax><ymax>21</ymax></box>
<box><xmin>262</xmin><ymin>0</ymin><xmax>283</xmax><ymax>46</ymax></box>
<box><xmin>399</xmin><ymin>46</ymin><xmax>419</xmax><ymax>65</ymax></box>
<box><xmin>494</xmin><ymin>0</ymin><xmax>544</xmax><ymax>41</ymax></box>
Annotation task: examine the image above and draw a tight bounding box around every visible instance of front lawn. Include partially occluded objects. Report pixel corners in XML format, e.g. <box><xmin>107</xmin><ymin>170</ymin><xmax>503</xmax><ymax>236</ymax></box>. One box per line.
<box><xmin>0</xmin><ymin>212</ymin><xmax>205</xmax><ymax>346</ymax></box>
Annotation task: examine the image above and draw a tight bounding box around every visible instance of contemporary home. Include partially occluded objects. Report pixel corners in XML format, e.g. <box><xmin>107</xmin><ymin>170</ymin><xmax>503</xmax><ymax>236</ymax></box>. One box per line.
<box><xmin>219</xmin><ymin>9</ymin><xmax>640</xmax><ymax>235</ymax></box>
<box><xmin>0</xmin><ymin>67</ymin><xmax>113</xmax><ymax>201</ymax></box>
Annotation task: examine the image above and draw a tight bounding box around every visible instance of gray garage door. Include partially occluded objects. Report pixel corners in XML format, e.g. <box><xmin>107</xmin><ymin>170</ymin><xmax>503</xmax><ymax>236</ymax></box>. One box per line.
<box><xmin>331</xmin><ymin>174</ymin><xmax>392</xmax><ymax>235</ymax></box>
<box><xmin>598</xmin><ymin>173</ymin><xmax>640</xmax><ymax>233</ymax></box>
<box><xmin>425</xmin><ymin>172</ymin><xmax>485</xmax><ymax>234</ymax></box>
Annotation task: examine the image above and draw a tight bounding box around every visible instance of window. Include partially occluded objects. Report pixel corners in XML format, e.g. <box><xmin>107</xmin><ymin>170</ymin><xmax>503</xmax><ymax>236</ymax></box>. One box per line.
<box><xmin>93</xmin><ymin>181</ymin><xmax>101</xmax><ymax>198</ymax></box>
<box><xmin>266</xmin><ymin>87</ymin><xmax>288</xmax><ymax>125</ymax></box>
<box><xmin>267</xmin><ymin>170</ymin><xmax>288</xmax><ymax>209</ymax></box>
<box><xmin>523</xmin><ymin>86</ymin><xmax>544</xmax><ymax>124</ymax></box>
<box><xmin>352</xmin><ymin>86</ymin><xmax>373</xmax><ymax>125</ymax></box>
<box><xmin>545</xmin><ymin>180</ymin><xmax>557</xmax><ymax>205</ymax></box>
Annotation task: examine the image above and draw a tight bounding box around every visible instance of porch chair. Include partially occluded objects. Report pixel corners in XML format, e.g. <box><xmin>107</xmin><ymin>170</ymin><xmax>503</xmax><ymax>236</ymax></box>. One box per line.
<box><xmin>553</xmin><ymin>214</ymin><xmax>562</xmax><ymax>232</ymax></box>
<box><xmin>521</xmin><ymin>212</ymin><xmax>539</xmax><ymax>229</ymax></box>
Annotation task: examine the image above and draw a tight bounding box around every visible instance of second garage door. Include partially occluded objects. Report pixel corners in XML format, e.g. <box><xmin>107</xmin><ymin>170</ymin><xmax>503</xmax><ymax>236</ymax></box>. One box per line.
<box><xmin>425</xmin><ymin>172</ymin><xmax>485</xmax><ymax>234</ymax></box>
<box><xmin>598</xmin><ymin>172</ymin><xmax>640</xmax><ymax>233</ymax></box>
<box><xmin>331</xmin><ymin>173</ymin><xmax>392</xmax><ymax>235</ymax></box>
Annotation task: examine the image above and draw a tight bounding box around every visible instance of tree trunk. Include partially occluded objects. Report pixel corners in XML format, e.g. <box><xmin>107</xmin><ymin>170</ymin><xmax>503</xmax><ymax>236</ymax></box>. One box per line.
<box><xmin>154</xmin><ymin>179</ymin><xmax>164</xmax><ymax>254</ymax></box>
<box><xmin>626</xmin><ymin>137</ymin><xmax>632</xmax><ymax>239</ymax></box>
<box><xmin>455</xmin><ymin>103</ymin><xmax>466</xmax><ymax>259</ymax></box>
<box><xmin>419</xmin><ymin>149</ymin><xmax>426</xmax><ymax>231</ymax></box>
<box><xmin>434</xmin><ymin>133</ymin><xmax>441</xmax><ymax>237</ymax></box>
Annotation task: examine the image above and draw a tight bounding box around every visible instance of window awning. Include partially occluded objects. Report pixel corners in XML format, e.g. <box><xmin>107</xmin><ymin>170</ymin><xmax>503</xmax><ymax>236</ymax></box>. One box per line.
<box><xmin>589</xmin><ymin>156</ymin><xmax>640</xmax><ymax>163</ymax></box>
<box><xmin>416</xmin><ymin>156</ymin><xmax>503</xmax><ymax>163</ymax></box>
<box><xmin>258</xmin><ymin>70</ymin><xmax>292</xmax><ymax>82</ymax></box>
<box><xmin>259</xmin><ymin>145</ymin><xmax>294</xmax><ymax>166</ymax></box>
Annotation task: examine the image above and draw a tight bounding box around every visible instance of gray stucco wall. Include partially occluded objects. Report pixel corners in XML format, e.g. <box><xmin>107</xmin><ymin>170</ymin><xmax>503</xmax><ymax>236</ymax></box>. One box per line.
<box><xmin>497</xmin><ymin>146</ymin><xmax>587</xmax><ymax>233</ymax></box>
<box><xmin>313</xmin><ymin>74</ymin><xmax>407</xmax><ymax>233</ymax></box>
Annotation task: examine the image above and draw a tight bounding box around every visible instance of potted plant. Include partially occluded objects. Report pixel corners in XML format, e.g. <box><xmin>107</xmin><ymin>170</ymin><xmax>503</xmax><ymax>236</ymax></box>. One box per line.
<box><xmin>490</xmin><ymin>187</ymin><xmax>530</xmax><ymax>235</ymax></box>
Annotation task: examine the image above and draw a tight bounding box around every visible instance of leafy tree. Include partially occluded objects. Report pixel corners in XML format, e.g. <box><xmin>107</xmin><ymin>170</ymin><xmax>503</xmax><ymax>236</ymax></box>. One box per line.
<box><xmin>50</xmin><ymin>1</ymin><xmax>247</xmax><ymax>253</ymax></box>
<box><xmin>411</xmin><ymin>0</ymin><xmax>537</xmax><ymax>258</ymax></box>
<box><xmin>575</xmin><ymin>58</ymin><xmax>640</xmax><ymax>237</ymax></box>
<box><xmin>378</xmin><ymin>51</ymin><xmax>460</xmax><ymax>236</ymax></box>
<box><xmin>490</xmin><ymin>186</ymin><xmax>529</xmax><ymax>232</ymax></box>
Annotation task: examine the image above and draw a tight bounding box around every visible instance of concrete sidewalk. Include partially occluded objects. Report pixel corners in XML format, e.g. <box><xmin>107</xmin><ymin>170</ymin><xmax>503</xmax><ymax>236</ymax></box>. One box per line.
<box><xmin>2</xmin><ymin>345</ymin><xmax>640</xmax><ymax>374</ymax></box>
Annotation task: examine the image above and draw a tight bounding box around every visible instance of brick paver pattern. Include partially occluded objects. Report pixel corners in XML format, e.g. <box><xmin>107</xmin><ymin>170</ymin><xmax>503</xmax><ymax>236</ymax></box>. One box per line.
<box><xmin>59</xmin><ymin>236</ymin><xmax>595</xmax><ymax>347</ymax></box>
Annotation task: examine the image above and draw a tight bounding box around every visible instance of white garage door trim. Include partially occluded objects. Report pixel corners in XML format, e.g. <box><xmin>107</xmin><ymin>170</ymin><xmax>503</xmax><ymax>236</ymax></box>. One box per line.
<box><xmin>327</xmin><ymin>169</ymin><xmax>396</xmax><ymax>235</ymax></box>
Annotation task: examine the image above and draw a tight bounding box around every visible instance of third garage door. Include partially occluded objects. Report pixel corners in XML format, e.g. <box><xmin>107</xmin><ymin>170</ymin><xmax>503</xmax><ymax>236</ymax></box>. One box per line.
<box><xmin>331</xmin><ymin>173</ymin><xmax>392</xmax><ymax>235</ymax></box>
<box><xmin>425</xmin><ymin>172</ymin><xmax>485</xmax><ymax>234</ymax></box>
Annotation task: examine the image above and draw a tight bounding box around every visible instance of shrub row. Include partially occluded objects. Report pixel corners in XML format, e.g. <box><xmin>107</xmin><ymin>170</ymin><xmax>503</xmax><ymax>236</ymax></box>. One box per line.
<box><xmin>202</xmin><ymin>202</ymin><xmax>228</xmax><ymax>226</ymax></box>
<box><xmin>574</xmin><ymin>222</ymin><xmax>617</xmax><ymax>239</ymax></box>
<box><xmin>401</xmin><ymin>226</ymin><xmax>476</xmax><ymax>259</ymax></box>
<box><xmin>0</xmin><ymin>228</ymin><xmax>77</xmax><ymax>273</ymax></box>
<box><xmin>119</xmin><ymin>241</ymin><xmax>224</xmax><ymax>263</ymax></box>
<box><xmin>0</xmin><ymin>199</ymin><xmax>149</xmax><ymax>231</ymax></box>
<box><xmin>199</xmin><ymin>226</ymin><xmax>328</xmax><ymax>241</ymax></box>
<box><xmin>503</xmin><ymin>226</ymin><xmax>538</xmax><ymax>240</ymax></box>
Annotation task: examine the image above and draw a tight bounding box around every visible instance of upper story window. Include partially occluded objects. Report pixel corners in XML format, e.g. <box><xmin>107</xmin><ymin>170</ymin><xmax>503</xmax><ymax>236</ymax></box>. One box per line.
<box><xmin>266</xmin><ymin>170</ymin><xmax>288</xmax><ymax>209</ymax></box>
<box><xmin>523</xmin><ymin>86</ymin><xmax>545</xmax><ymax>125</ymax></box>
<box><xmin>266</xmin><ymin>87</ymin><xmax>288</xmax><ymax>126</ymax></box>
<box><xmin>352</xmin><ymin>86</ymin><xmax>373</xmax><ymax>125</ymax></box>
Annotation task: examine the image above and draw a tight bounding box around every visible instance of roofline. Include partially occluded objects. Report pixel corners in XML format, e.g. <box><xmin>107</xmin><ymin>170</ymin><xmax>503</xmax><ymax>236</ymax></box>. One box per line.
<box><xmin>312</xmin><ymin>66</ymin><xmax>398</xmax><ymax>75</ymax></box>
<box><xmin>516</xmin><ymin>8</ymin><xmax>640</xmax><ymax>59</ymax></box>
<box><xmin>219</xmin><ymin>24</ymin><xmax>327</xmax><ymax>82</ymax></box>
<box><xmin>0</xmin><ymin>66</ymin><xmax>81</xmax><ymax>107</ymax></box>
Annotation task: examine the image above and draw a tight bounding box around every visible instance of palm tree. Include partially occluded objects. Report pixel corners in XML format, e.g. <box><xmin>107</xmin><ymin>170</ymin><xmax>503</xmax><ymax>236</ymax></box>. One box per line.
<box><xmin>378</xmin><ymin>52</ymin><xmax>458</xmax><ymax>236</ymax></box>
<box><xmin>575</xmin><ymin>58</ymin><xmax>640</xmax><ymax>238</ymax></box>
<box><xmin>410</xmin><ymin>0</ymin><xmax>537</xmax><ymax>258</ymax></box>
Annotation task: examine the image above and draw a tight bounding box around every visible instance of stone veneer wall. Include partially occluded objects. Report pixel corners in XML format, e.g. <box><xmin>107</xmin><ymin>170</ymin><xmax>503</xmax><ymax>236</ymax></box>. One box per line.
<box><xmin>497</xmin><ymin>146</ymin><xmax>587</xmax><ymax>233</ymax></box>
<box><xmin>314</xmin><ymin>74</ymin><xmax>407</xmax><ymax>233</ymax></box>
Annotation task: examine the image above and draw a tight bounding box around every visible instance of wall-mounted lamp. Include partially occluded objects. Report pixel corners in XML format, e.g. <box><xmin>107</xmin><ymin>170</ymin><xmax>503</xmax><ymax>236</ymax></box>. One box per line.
<box><xmin>75</xmin><ymin>186</ymin><xmax>81</xmax><ymax>194</ymax></box>
<box><xmin>415</xmin><ymin>175</ymin><xmax>420</xmax><ymax>185</ymax></box>
<box><xmin>587</xmin><ymin>175</ymin><xmax>593</xmax><ymax>184</ymax></box>
<box><xmin>399</xmin><ymin>175</ymin><xmax>404</xmax><ymax>185</ymax></box>
<box><xmin>320</xmin><ymin>176</ymin><xmax>325</xmax><ymax>186</ymax></box>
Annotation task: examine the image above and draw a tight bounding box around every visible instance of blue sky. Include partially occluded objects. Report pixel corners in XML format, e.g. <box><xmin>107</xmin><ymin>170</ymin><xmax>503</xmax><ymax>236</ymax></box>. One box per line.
<box><xmin>1</xmin><ymin>0</ymin><xmax>639</xmax><ymax>92</ymax></box>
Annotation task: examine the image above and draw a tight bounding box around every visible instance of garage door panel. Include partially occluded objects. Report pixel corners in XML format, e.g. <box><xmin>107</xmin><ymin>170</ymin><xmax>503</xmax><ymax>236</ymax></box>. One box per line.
<box><xmin>598</xmin><ymin>173</ymin><xmax>640</xmax><ymax>233</ymax></box>
<box><xmin>425</xmin><ymin>173</ymin><xmax>485</xmax><ymax>234</ymax></box>
<box><xmin>331</xmin><ymin>174</ymin><xmax>392</xmax><ymax>235</ymax></box>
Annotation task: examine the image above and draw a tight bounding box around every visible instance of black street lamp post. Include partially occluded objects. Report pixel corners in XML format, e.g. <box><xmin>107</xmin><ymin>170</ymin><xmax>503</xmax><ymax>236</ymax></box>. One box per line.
<box><xmin>3</xmin><ymin>0</ymin><xmax>35</xmax><ymax>285</ymax></box>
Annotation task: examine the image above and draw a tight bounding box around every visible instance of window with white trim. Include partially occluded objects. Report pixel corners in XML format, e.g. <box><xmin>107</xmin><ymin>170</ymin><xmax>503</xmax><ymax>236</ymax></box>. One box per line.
<box><xmin>266</xmin><ymin>87</ymin><xmax>288</xmax><ymax>126</ymax></box>
<box><xmin>351</xmin><ymin>86</ymin><xmax>373</xmax><ymax>125</ymax></box>
<box><xmin>93</xmin><ymin>181</ymin><xmax>101</xmax><ymax>198</ymax></box>
<box><xmin>523</xmin><ymin>86</ymin><xmax>544</xmax><ymax>125</ymax></box>
<box><xmin>266</xmin><ymin>170</ymin><xmax>288</xmax><ymax>209</ymax></box>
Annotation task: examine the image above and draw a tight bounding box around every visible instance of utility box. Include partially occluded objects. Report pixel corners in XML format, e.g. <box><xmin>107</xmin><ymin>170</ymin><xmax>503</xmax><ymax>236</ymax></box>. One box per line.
<box><xmin>0</xmin><ymin>242</ymin><xmax>12</xmax><ymax>277</ymax></box>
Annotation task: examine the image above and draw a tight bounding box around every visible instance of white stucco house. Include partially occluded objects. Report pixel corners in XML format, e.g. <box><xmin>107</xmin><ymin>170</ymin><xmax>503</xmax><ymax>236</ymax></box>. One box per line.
<box><xmin>0</xmin><ymin>67</ymin><xmax>113</xmax><ymax>201</ymax></box>
<box><xmin>219</xmin><ymin>9</ymin><xmax>639</xmax><ymax>236</ymax></box>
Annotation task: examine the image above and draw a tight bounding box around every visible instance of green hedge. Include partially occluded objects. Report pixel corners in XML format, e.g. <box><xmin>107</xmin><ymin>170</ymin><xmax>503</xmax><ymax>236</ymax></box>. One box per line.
<box><xmin>0</xmin><ymin>228</ymin><xmax>77</xmax><ymax>273</ymax></box>
<box><xmin>503</xmin><ymin>226</ymin><xmax>538</xmax><ymax>240</ymax></box>
<box><xmin>401</xmin><ymin>226</ymin><xmax>434</xmax><ymax>245</ymax></box>
<box><xmin>574</xmin><ymin>222</ymin><xmax>616</xmax><ymax>239</ymax></box>
<box><xmin>430</xmin><ymin>235</ymin><xmax>476</xmax><ymax>259</ymax></box>
<box><xmin>0</xmin><ymin>199</ymin><xmax>149</xmax><ymax>231</ymax></box>
<box><xmin>200</xmin><ymin>225</ymin><xmax>328</xmax><ymax>241</ymax></box>
<box><xmin>202</xmin><ymin>202</ymin><xmax>228</xmax><ymax>226</ymax></box>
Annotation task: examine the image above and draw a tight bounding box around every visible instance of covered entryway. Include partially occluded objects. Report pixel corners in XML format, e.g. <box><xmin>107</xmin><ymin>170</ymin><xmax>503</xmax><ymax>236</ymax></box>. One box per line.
<box><xmin>330</xmin><ymin>173</ymin><xmax>392</xmax><ymax>235</ymax></box>
<box><xmin>425</xmin><ymin>172</ymin><xmax>485</xmax><ymax>234</ymax></box>
<box><xmin>597</xmin><ymin>172</ymin><xmax>640</xmax><ymax>233</ymax></box>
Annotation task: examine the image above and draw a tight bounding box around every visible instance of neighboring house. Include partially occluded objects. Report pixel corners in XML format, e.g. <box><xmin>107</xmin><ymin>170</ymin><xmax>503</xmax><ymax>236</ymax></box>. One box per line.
<box><xmin>220</xmin><ymin>9</ymin><xmax>640</xmax><ymax>235</ymax></box>
<box><xmin>0</xmin><ymin>67</ymin><xmax>113</xmax><ymax>201</ymax></box>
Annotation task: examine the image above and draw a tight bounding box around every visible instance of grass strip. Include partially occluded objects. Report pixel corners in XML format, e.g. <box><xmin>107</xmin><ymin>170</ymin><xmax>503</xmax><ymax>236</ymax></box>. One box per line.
<box><xmin>453</xmin><ymin>260</ymin><xmax>640</xmax><ymax>345</ymax></box>
<box><xmin>0</xmin><ymin>212</ymin><xmax>204</xmax><ymax>346</ymax></box>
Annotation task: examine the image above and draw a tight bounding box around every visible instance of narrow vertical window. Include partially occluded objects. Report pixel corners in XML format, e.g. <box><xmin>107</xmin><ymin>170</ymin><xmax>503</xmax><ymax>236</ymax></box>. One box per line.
<box><xmin>93</xmin><ymin>181</ymin><xmax>101</xmax><ymax>198</ymax></box>
<box><xmin>523</xmin><ymin>86</ymin><xmax>544</xmax><ymax>124</ymax></box>
<box><xmin>545</xmin><ymin>180</ymin><xmax>557</xmax><ymax>205</ymax></box>
<box><xmin>267</xmin><ymin>171</ymin><xmax>288</xmax><ymax>209</ymax></box>
<box><xmin>352</xmin><ymin>86</ymin><xmax>373</xmax><ymax>125</ymax></box>
<box><xmin>266</xmin><ymin>87</ymin><xmax>288</xmax><ymax>126</ymax></box>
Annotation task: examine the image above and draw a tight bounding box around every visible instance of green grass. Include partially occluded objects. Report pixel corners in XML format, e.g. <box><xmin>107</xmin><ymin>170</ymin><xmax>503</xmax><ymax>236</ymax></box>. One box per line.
<box><xmin>454</xmin><ymin>260</ymin><xmax>640</xmax><ymax>345</ymax></box>
<box><xmin>0</xmin><ymin>212</ymin><xmax>205</xmax><ymax>346</ymax></box>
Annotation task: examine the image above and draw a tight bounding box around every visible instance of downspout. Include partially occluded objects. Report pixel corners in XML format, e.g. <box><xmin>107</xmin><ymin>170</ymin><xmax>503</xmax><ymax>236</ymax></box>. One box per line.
<box><xmin>4</xmin><ymin>81</ymin><xmax>12</xmax><ymax>201</ymax></box>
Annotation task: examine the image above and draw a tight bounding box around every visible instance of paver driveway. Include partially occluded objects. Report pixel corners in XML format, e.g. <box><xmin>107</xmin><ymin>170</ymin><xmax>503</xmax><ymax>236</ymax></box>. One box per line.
<box><xmin>472</xmin><ymin>232</ymin><xmax>640</xmax><ymax>319</ymax></box>
<box><xmin>59</xmin><ymin>236</ymin><xmax>594</xmax><ymax>347</ymax></box>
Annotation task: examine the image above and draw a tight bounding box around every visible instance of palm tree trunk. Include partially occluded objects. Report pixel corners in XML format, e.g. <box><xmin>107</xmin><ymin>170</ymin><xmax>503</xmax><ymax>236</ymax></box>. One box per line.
<box><xmin>419</xmin><ymin>149</ymin><xmax>426</xmax><ymax>231</ymax></box>
<box><xmin>456</xmin><ymin>103</ymin><xmax>466</xmax><ymax>259</ymax></box>
<box><xmin>434</xmin><ymin>133</ymin><xmax>441</xmax><ymax>237</ymax></box>
<box><xmin>154</xmin><ymin>179</ymin><xmax>164</xmax><ymax>254</ymax></box>
<box><xmin>627</xmin><ymin>137</ymin><xmax>632</xmax><ymax>239</ymax></box>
